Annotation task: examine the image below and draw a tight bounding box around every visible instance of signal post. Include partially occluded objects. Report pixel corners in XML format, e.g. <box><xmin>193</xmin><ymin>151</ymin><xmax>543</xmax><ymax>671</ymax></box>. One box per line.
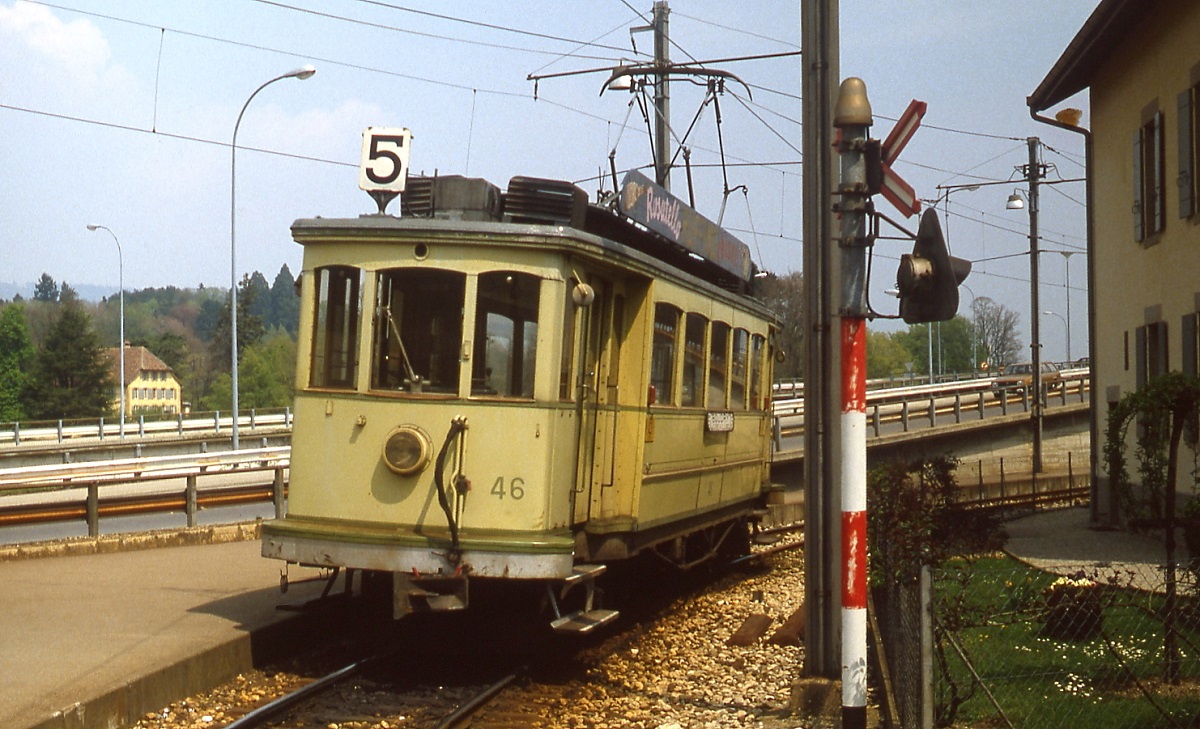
<box><xmin>831</xmin><ymin>78</ymin><xmax>970</xmax><ymax>728</ymax></box>
<box><xmin>832</xmin><ymin>77</ymin><xmax>872</xmax><ymax>729</ymax></box>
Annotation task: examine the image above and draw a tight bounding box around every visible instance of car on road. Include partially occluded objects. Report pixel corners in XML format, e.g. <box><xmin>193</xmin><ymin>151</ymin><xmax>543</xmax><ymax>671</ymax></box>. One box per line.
<box><xmin>991</xmin><ymin>361</ymin><xmax>1062</xmax><ymax>398</ymax></box>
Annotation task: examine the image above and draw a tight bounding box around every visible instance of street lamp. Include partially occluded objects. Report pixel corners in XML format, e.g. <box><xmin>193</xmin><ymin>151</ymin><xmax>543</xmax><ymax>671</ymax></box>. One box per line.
<box><xmin>960</xmin><ymin>282</ymin><xmax>978</xmax><ymax>375</ymax></box>
<box><xmin>1042</xmin><ymin>310</ymin><xmax>1066</xmax><ymax>362</ymax></box>
<box><xmin>86</xmin><ymin>224</ymin><xmax>125</xmax><ymax>438</ymax></box>
<box><xmin>1052</xmin><ymin>250</ymin><xmax>1076</xmax><ymax>362</ymax></box>
<box><xmin>230</xmin><ymin>64</ymin><xmax>315</xmax><ymax>451</ymax></box>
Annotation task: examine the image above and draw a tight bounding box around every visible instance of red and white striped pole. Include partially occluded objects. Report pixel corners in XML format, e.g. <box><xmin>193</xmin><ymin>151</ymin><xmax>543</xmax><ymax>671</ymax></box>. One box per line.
<box><xmin>840</xmin><ymin>317</ymin><xmax>868</xmax><ymax>728</ymax></box>
<box><xmin>833</xmin><ymin>76</ymin><xmax>873</xmax><ymax>729</ymax></box>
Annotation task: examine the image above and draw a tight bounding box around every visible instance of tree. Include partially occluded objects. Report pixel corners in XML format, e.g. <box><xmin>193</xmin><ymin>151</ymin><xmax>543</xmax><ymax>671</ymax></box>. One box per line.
<box><xmin>0</xmin><ymin>305</ymin><xmax>34</xmax><ymax>421</ymax></box>
<box><xmin>866</xmin><ymin>330</ymin><xmax>910</xmax><ymax>381</ymax></box>
<box><xmin>32</xmin><ymin>273</ymin><xmax>58</xmax><ymax>303</ymax></box>
<box><xmin>237</xmin><ymin>329</ymin><xmax>297</xmax><ymax>409</ymax></box>
<box><xmin>246</xmin><ymin>271</ymin><xmax>272</xmax><ymax>328</ymax></box>
<box><xmin>269</xmin><ymin>264</ymin><xmax>300</xmax><ymax>334</ymax></box>
<box><xmin>24</xmin><ymin>298</ymin><xmax>114</xmax><ymax>419</ymax></box>
<box><xmin>208</xmin><ymin>274</ymin><xmax>266</xmax><ymax>375</ymax></box>
<box><xmin>972</xmin><ymin>297</ymin><xmax>1022</xmax><ymax>369</ymax></box>
<box><xmin>754</xmin><ymin>271</ymin><xmax>804</xmax><ymax>380</ymax></box>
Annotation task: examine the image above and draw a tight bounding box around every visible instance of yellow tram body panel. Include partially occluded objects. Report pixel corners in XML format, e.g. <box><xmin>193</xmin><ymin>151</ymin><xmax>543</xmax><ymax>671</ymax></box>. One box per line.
<box><xmin>263</xmin><ymin>176</ymin><xmax>776</xmax><ymax>586</ymax></box>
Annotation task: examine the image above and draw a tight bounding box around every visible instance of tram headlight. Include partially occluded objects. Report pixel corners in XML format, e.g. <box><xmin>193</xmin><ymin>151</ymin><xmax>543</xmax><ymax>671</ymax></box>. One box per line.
<box><xmin>382</xmin><ymin>425</ymin><xmax>433</xmax><ymax>476</ymax></box>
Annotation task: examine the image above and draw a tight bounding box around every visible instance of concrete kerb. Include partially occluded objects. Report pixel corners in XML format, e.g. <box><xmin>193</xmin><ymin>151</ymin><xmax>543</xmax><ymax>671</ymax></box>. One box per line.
<box><xmin>0</xmin><ymin>521</ymin><xmax>264</xmax><ymax>562</ymax></box>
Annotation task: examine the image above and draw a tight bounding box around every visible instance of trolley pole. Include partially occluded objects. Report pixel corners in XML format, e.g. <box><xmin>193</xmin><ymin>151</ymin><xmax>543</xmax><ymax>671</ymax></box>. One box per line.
<box><xmin>833</xmin><ymin>77</ymin><xmax>872</xmax><ymax>729</ymax></box>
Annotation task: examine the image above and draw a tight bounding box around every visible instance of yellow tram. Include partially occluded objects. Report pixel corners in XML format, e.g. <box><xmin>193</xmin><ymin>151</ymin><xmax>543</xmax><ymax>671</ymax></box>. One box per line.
<box><xmin>262</xmin><ymin>171</ymin><xmax>777</xmax><ymax>632</ymax></box>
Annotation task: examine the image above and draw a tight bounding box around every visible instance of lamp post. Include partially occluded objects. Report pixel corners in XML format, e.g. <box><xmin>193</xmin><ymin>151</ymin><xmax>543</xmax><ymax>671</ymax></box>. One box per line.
<box><xmin>1042</xmin><ymin>310</ymin><xmax>1066</xmax><ymax>362</ymax></box>
<box><xmin>86</xmin><ymin>224</ymin><xmax>125</xmax><ymax>438</ymax></box>
<box><xmin>960</xmin><ymin>282</ymin><xmax>978</xmax><ymax>376</ymax></box>
<box><xmin>230</xmin><ymin>65</ymin><xmax>315</xmax><ymax>451</ymax></box>
<box><xmin>1006</xmin><ymin>136</ymin><xmax>1044</xmax><ymax>473</ymax></box>
<box><xmin>1053</xmin><ymin>250</ymin><xmax>1076</xmax><ymax>362</ymax></box>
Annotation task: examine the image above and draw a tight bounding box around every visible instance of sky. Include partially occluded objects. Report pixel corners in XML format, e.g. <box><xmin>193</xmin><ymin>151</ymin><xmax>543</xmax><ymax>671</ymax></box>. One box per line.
<box><xmin>0</xmin><ymin>0</ymin><xmax>1098</xmax><ymax>362</ymax></box>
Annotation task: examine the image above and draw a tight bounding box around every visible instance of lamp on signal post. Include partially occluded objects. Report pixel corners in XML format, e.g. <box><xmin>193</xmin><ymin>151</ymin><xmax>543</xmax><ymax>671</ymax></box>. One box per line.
<box><xmin>230</xmin><ymin>64</ymin><xmax>315</xmax><ymax>451</ymax></box>
<box><xmin>86</xmin><ymin>224</ymin><xmax>125</xmax><ymax>438</ymax></box>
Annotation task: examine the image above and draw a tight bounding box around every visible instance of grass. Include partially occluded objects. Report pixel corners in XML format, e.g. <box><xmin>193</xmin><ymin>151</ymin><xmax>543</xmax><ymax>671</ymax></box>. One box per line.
<box><xmin>933</xmin><ymin>555</ymin><xmax>1200</xmax><ymax>728</ymax></box>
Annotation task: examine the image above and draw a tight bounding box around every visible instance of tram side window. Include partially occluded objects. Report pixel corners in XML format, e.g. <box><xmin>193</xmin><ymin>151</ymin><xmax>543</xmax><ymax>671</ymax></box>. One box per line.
<box><xmin>310</xmin><ymin>266</ymin><xmax>361</xmax><ymax>389</ymax></box>
<box><xmin>473</xmin><ymin>271</ymin><xmax>540</xmax><ymax>398</ymax></box>
<box><xmin>372</xmin><ymin>268</ymin><xmax>465</xmax><ymax>394</ymax></box>
<box><xmin>750</xmin><ymin>334</ymin><xmax>766</xmax><ymax>410</ymax></box>
<box><xmin>730</xmin><ymin>328</ymin><xmax>749</xmax><ymax>410</ymax></box>
<box><xmin>681</xmin><ymin>313</ymin><xmax>708</xmax><ymax>407</ymax></box>
<box><xmin>651</xmin><ymin>303</ymin><xmax>680</xmax><ymax>405</ymax></box>
<box><xmin>709</xmin><ymin>322</ymin><xmax>730</xmax><ymax>408</ymax></box>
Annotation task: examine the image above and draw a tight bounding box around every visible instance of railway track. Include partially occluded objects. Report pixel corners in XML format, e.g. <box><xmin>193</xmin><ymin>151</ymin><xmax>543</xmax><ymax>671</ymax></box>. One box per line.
<box><xmin>127</xmin><ymin>537</ymin><xmax>811</xmax><ymax>729</ymax></box>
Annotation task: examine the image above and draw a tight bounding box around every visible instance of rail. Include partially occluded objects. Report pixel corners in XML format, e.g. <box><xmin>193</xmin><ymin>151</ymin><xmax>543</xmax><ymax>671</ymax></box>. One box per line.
<box><xmin>0</xmin><ymin>407</ymin><xmax>293</xmax><ymax>447</ymax></box>
<box><xmin>770</xmin><ymin>371</ymin><xmax>1090</xmax><ymax>447</ymax></box>
<box><xmin>0</xmin><ymin>447</ymin><xmax>289</xmax><ymax>537</ymax></box>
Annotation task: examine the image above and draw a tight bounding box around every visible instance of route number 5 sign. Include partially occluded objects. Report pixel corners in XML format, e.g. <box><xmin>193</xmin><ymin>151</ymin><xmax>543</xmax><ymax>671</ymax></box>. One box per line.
<box><xmin>358</xmin><ymin>127</ymin><xmax>412</xmax><ymax>194</ymax></box>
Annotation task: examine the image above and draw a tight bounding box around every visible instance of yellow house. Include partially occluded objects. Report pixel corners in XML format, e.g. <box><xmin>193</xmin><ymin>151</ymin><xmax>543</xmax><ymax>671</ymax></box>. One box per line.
<box><xmin>105</xmin><ymin>345</ymin><xmax>183</xmax><ymax>417</ymax></box>
<box><xmin>1030</xmin><ymin>0</ymin><xmax>1200</xmax><ymax>524</ymax></box>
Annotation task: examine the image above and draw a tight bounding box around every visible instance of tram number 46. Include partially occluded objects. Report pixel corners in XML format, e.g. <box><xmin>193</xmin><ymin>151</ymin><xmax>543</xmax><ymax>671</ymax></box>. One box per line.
<box><xmin>491</xmin><ymin>476</ymin><xmax>526</xmax><ymax>500</ymax></box>
<box><xmin>358</xmin><ymin>127</ymin><xmax>412</xmax><ymax>193</ymax></box>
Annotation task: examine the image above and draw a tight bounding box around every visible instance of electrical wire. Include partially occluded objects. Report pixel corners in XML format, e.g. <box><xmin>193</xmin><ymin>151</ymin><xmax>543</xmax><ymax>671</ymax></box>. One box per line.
<box><xmin>347</xmin><ymin>0</ymin><xmax>648</xmax><ymax>56</ymax></box>
<box><xmin>251</xmin><ymin>0</ymin><xmax>624</xmax><ymax>61</ymax></box>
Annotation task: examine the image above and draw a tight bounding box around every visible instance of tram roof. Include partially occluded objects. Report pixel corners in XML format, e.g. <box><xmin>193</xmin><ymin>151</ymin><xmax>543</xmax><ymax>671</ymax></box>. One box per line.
<box><xmin>290</xmin><ymin>213</ymin><xmax>772</xmax><ymax>318</ymax></box>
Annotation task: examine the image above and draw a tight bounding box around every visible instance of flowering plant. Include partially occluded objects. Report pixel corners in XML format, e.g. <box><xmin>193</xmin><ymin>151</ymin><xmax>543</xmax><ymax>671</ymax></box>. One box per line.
<box><xmin>1042</xmin><ymin>574</ymin><xmax>1103</xmax><ymax>640</ymax></box>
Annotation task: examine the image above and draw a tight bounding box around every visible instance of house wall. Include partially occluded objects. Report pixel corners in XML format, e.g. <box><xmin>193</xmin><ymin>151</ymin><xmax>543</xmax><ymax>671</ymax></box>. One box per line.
<box><xmin>1088</xmin><ymin>0</ymin><xmax>1200</xmax><ymax>517</ymax></box>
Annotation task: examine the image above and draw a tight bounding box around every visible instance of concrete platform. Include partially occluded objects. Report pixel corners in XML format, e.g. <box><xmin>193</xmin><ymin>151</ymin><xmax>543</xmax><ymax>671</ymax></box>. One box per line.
<box><xmin>0</xmin><ymin>526</ymin><xmax>329</xmax><ymax>729</ymax></box>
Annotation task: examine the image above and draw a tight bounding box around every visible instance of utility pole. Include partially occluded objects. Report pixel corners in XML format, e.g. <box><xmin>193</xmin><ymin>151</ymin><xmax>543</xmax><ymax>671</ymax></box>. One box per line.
<box><xmin>1024</xmin><ymin>137</ymin><xmax>1044</xmax><ymax>474</ymax></box>
<box><xmin>651</xmin><ymin>1</ymin><xmax>671</xmax><ymax>190</ymax></box>
<box><xmin>801</xmin><ymin>0</ymin><xmax>840</xmax><ymax>679</ymax></box>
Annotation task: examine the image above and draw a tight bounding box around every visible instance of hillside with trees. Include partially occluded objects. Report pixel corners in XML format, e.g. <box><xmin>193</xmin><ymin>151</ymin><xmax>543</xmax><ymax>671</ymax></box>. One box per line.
<box><xmin>0</xmin><ymin>265</ymin><xmax>301</xmax><ymax>422</ymax></box>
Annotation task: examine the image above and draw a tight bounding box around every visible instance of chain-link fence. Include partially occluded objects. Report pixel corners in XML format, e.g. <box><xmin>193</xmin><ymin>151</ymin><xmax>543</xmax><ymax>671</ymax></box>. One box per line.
<box><xmin>924</xmin><ymin>557</ymin><xmax>1200</xmax><ymax>728</ymax></box>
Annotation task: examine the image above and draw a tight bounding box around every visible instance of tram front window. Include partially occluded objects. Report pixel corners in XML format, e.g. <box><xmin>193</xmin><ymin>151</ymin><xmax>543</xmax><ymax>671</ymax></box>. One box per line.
<box><xmin>473</xmin><ymin>271</ymin><xmax>540</xmax><ymax>398</ymax></box>
<box><xmin>372</xmin><ymin>268</ymin><xmax>465</xmax><ymax>394</ymax></box>
<box><xmin>310</xmin><ymin>266</ymin><xmax>361</xmax><ymax>389</ymax></box>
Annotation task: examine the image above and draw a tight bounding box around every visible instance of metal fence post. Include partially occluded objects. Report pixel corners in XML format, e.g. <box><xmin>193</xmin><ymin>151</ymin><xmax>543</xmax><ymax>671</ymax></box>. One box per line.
<box><xmin>177</xmin><ymin>413</ymin><xmax>184</xmax><ymax>436</ymax></box>
<box><xmin>251</xmin><ymin>409</ymin><xmax>257</xmax><ymax>430</ymax></box>
<box><xmin>214</xmin><ymin>411</ymin><xmax>221</xmax><ymax>434</ymax></box>
<box><xmin>186</xmin><ymin>474</ymin><xmax>198</xmax><ymax>527</ymax></box>
<box><xmin>921</xmin><ymin>564</ymin><xmax>934</xmax><ymax>729</ymax></box>
<box><xmin>138</xmin><ymin>415</ymin><xmax>145</xmax><ymax>438</ymax></box>
<box><xmin>86</xmin><ymin>484</ymin><xmax>100</xmax><ymax>537</ymax></box>
<box><xmin>273</xmin><ymin>466</ymin><xmax>286</xmax><ymax>518</ymax></box>
<box><xmin>57</xmin><ymin>419</ymin><xmax>63</xmax><ymax>443</ymax></box>
<box><xmin>12</xmin><ymin>422</ymin><xmax>18</xmax><ymax>446</ymax></box>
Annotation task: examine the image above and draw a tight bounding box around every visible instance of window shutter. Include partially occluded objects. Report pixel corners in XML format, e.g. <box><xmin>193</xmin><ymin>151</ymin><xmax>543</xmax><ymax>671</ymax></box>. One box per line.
<box><xmin>1153</xmin><ymin>111</ymin><xmax>1165</xmax><ymax>233</ymax></box>
<box><xmin>1182</xmin><ymin>313</ymin><xmax>1197</xmax><ymax>377</ymax></box>
<box><xmin>1133</xmin><ymin>128</ymin><xmax>1144</xmax><ymax>241</ymax></box>
<box><xmin>1179</xmin><ymin>90</ymin><xmax>1195</xmax><ymax>219</ymax></box>
<box><xmin>1135</xmin><ymin>325</ymin><xmax>1147</xmax><ymax>389</ymax></box>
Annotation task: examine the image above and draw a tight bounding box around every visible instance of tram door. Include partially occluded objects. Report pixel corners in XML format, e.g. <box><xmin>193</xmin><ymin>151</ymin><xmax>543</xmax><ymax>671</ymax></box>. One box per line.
<box><xmin>573</xmin><ymin>278</ymin><xmax>625</xmax><ymax>524</ymax></box>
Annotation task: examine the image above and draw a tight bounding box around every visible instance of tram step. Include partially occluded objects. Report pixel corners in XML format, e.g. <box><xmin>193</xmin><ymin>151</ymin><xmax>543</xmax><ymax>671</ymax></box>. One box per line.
<box><xmin>561</xmin><ymin>563</ymin><xmax>607</xmax><ymax>586</ymax></box>
<box><xmin>753</xmin><ymin>532</ymin><xmax>781</xmax><ymax>545</ymax></box>
<box><xmin>416</xmin><ymin>593</ymin><xmax>468</xmax><ymax>612</ymax></box>
<box><xmin>551</xmin><ymin>608</ymin><xmax>620</xmax><ymax>634</ymax></box>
